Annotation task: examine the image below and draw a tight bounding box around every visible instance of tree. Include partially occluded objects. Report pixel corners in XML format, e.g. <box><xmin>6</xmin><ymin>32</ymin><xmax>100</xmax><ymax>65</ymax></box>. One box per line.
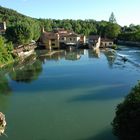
<box><xmin>112</xmin><ymin>81</ymin><xmax>140</xmax><ymax>140</ymax></box>
<box><xmin>109</xmin><ymin>12</ymin><xmax>117</xmax><ymax>24</ymax></box>
<box><xmin>6</xmin><ymin>22</ymin><xmax>32</xmax><ymax>45</ymax></box>
<box><xmin>32</xmin><ymin>22</ymin><xmax>41</xmax><ymax>41</ymax></box>
<box><xmin>105</xmin><ymin>23</ymin><xmax>121</xmax><ymax>39</ymax></box>
<box><xmin>97</xmin><ymin>21</ymin><xmax>108</xmax><ymax>37</ymax></box>
<box><xmin>0</xmin><ymin>36</ymin><xmax>14</xmax><ymax>66</ymax></box>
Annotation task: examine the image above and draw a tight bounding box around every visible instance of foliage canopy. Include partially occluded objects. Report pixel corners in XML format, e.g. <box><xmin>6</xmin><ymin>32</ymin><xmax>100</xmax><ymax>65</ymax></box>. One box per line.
<box><xmin>112</xmin><ymin>81</ymin><xmax>140</xmax><ymax>140</ymax></box>
<box><xmin>0</xmin><ymin>36</ymin><xmax>14</xmax><ymax>66</ymax></box>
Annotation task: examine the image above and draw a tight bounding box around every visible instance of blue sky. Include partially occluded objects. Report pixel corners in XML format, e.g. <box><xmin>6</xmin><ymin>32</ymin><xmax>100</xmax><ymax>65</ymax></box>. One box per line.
<box><xmin>0</xmin><ymin>0</ymin><xmax>140</xmax><ymax>26</ymax></box>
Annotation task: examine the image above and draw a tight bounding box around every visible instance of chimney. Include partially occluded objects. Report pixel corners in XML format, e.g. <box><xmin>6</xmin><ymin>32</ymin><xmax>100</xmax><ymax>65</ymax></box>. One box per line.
<box><xmin>3</xmin><ymin>22</ymin><xmax>6</xmax><ymax>30</ymax></box>
<box><xmin>41</xmin><ymin>26</ymin><xmax>45</xmax><ymax>33</ymax></box>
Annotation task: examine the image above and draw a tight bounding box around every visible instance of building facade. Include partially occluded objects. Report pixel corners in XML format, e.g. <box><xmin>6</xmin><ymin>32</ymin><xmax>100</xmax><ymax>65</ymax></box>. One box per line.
<box><xmin>39</xmin><ymin>28</ymin><xmax>84</xmax><ymax>50</ymax></box>
<box><xmin>39</xmin><ymin>31</ymin><xmax>60</xmax><ymax>50</ymax></box>
<box><xmin>100</xmin><ymin>39</ymin><xmax>114</xmax><ymax>47</ymax></box>
<box><xmin>0</xmin><ymin>22</ymin><xmax>6</xmax><ymax>34</ymax></box>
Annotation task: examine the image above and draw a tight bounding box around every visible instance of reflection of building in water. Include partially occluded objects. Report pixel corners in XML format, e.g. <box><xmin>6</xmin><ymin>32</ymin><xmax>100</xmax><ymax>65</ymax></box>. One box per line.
<box><xmin>77</xmin><ymin>49</ymin><xmax>86</xmax><ymax>55</ymax></box>
<box><xmin>88</xmin><ymin>48</ymin><xmax>100</xmax><ymax>58</ymax></box>
<box><xmin>38</xmin><ymin>51</ymin><xmax>65</xmax><ymax>62</ymax></box>
<box><xmin>50</xmin><ymin>51</ymin><xmax>65</xmax><ymax>60</ymax></box>
<box><xmin>93</xmin><ymin>48</ymin><xmax>100</xmax><ymax>58</ymax></box>
<box><xmin>38</xmin><ymin>49</ymin><xmax>83</xmax><ymax>61</ymax></box>
<box><xmin>65</xmin><ymin>50</ymin><xmax>81</xmax><ymax>61</ymax></box>
<box><xmin>103</xmin><ymin>49</ymin><xmax>117</xmax><ymax>67</ymax></box>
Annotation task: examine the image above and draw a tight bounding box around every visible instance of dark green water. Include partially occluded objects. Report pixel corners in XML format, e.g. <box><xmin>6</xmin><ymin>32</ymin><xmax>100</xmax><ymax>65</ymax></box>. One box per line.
<box><xmin>0</xmin><ymin>46</ymin><xmax>140</xmax><ymax>140</ymax></box>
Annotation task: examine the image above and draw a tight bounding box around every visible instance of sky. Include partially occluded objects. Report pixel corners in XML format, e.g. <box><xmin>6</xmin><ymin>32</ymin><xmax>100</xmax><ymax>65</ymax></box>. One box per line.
<box><xmin>0</xmin><ymin>0</ymin><xmax>140</xmax><ymax>26</ymax></box>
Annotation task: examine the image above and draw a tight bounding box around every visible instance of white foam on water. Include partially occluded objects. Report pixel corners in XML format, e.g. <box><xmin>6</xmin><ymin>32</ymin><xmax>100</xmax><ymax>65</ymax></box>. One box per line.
<box><xmin>117</xmin><ymin>53</ymin><xmax>129</xmax><ymax>57</ymax></box>
<box><xmin>117</xmin><ymin>53</ymin><xmax>140</xmax><ymax>67</ymax></box>
<box><xmin>128</xmin><ymin>50</ymin><xmax>140</xmax><ymax>53</ymax></box>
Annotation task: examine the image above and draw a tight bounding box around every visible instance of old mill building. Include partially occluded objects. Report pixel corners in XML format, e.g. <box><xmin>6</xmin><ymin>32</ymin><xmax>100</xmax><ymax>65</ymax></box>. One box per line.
<box><xmin>39</xmin><ymin>28</ymin><xmax>86</xmax><ymax>50</ymax></box>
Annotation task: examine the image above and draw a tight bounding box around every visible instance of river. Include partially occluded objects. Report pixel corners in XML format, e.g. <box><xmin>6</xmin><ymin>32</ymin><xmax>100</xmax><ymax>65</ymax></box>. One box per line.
<box><xmin>0</xmin><ymin>46</ymin><xmax>140</xmax><ymax>140</ymax></box>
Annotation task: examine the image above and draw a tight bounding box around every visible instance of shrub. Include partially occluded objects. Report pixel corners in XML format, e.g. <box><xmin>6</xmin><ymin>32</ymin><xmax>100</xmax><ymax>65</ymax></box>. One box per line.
<box><xmin>112</xmin><ymin>81</ymin><xmax>140</xmax><ymax>140</ymax></box>
<box><xmin>111</xmin><ymin>44</ymin><xmax>118</xmax><ymax>50</ymax></box>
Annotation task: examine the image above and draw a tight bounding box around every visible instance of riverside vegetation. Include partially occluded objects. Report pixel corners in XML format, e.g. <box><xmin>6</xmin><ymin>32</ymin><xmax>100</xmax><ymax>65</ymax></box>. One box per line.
<box><xmin>0</xmin><ymin>36</ymin><xmax>14</xmax><ymax>67</ymax></box>
<box><xmin>0</xmin><ymin>5</ymin><xmax>140</xmax><ymax>140</ymax></box>
<box><xmin>0</xmin><ymin>6</ymin><xmax>140</xmax><ymax>67</ymax></box>
<box><xmin>112</xmin><ymin>81</ymin><xmax>140</xmax><ymax>140</ymax></box>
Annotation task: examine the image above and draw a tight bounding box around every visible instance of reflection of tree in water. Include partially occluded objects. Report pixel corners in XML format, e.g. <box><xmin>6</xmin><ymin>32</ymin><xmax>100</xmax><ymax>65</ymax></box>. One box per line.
<box><xmin>0</xmin><ymin>94</ymin><xmax>10</xmax><ymax>111</ymax></box>
<box><xmin>103</xmin><ymin>49</ymin><xmax>117</xmax><ymax>68</ymax></box>
<box><xmin>0</xmin><ymin>73</ymin><xmax>11</xmax><ymax>95</ymax></box>
<box><xmin>0</xmin><ymin>70</ymin><xmax>12</xmax><ymax>112</ymax></box>
<box><xmin>9</xmin><ymin>60</ymin><xmax>42</xmax><ymax>83</ymax></box>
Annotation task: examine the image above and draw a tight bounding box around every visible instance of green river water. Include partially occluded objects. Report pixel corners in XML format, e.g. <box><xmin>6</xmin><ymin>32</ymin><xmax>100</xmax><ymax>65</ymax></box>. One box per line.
<box><xmin>0</xmin><ymin>46</ymin><xmax>140</xmax><ymax>140</ymax></box>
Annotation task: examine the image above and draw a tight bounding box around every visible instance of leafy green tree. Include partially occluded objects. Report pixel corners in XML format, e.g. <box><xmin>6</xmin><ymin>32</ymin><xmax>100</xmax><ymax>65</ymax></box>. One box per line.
<box><xmin>118</xmin><ymin>30</ymin><xmax>140</xmax><ymax>42</ymax></box>
<box><xmin>62</xmin><ymin>20</ymin><xmax>72</xmax><ymax>30</ymax></box>
<box><xmin>112</xmin><ymin>81</ymin><xmax>140</xmax><ymax>140</ymax></box>
<box><xmin>109</xmin><ymin>12</ymin><xmax>117</xmax><ymax>24</ymax></box>
<box><xmin>74</xmin><ymin>23</ymin><xmax>82</xmax><ymax>34</ymax></box>
<box><xmin>0</xmin><ymin>36</ymin><xmax>14</xmax><ymax>66</ymax></box>
<box><xmin>135</xmin><ymin>31</ymin><xmax>140</xmax><ymax>42</ymax></box>
<box><xmin>6</xmin><ymin>42</ymin><xmax>13</xmax><ymax>53</ymax></box>
<box><xmin>6</xmin><ymin>22</ymin><xmax>32</xmax><ymax>45</ymax></box>
<box><xmin>32</xmin><ymin>22</ymin><xmax>41</xmax><ymax>41</ymax></box>
<box><xmin>97</xmin><ymin>21</ymin><xmax>108</xmax><ymax>37</ymax></box>
<box><xmin>105</xmin><ymin>23</ymin><xmax>121</xmax><ymax>39</ymax></box>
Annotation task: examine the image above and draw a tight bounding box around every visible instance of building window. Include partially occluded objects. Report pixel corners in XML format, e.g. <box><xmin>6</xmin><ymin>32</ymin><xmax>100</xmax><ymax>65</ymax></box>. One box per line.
<box><xmin>51</xmin><ymin>43</ymin><xmax>55</xmax><ymax>46</ymax></box>
<box><xmin>70</xmin><ymin>38</ymin><xmax>72</xmax><ymax>41</ymax></box>
<box><xmin>109</xmin><ymin>42</ymin><xmax>113</xmax><ymax>45</ymax></box>
<box><xmin>51</xmin><ymin>39</ymin><xmax>55</xmax><ymax>42</ymax></box>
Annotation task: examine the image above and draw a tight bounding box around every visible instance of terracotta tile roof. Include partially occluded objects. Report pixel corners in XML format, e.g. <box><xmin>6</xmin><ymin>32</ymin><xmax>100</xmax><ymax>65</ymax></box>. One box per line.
<box><xmin>41</xmin><ymin>32</ymin><xmax>59</xmax><ymax>39</ymax></box>
<box><xmin>67</xmin><ymin>33</ymin><xmax>80</xmax><ymax>37</ymax></box>
<box><xmin>53</xmin><ymin>28</ymin><xmax>73</xmax><ymax>34</ymax></box>
<box><xmin>59</xmin><ymin>33</ymin><xmax>69</xmax><ymax>37</ymax></box>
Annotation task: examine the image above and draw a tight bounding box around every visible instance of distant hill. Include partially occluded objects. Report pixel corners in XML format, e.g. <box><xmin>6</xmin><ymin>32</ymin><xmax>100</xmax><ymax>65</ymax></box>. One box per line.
<box><xmin>0</xmin><ymin>6</ymin><xmax>36</xmax><ymax>26</ymax></box>
<box><xmin>0</xmin><ymin>6</ymin><xmax>123</xmax><ymax>39</ymax></box>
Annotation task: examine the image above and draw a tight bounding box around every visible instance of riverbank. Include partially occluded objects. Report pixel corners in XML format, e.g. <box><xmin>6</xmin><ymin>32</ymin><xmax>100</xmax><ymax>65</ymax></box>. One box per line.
<box><xmin>0</xmin><ymin>44</ymin><xmax>37</xmax><ymax>69</ymax></box>
<box><xmin>117</xmin><ymin>40</ymin><xmax>140</xmax><ymax>47</ymax></box>
<box><xmin>0</xmin><ymin>61</ymin><xmax>14</xmax><ymax>69</ymax></box>
<box><xmin>0</xmin><ymin>49</ymin><xmax>64</xmax><ymax>69</ymax></box>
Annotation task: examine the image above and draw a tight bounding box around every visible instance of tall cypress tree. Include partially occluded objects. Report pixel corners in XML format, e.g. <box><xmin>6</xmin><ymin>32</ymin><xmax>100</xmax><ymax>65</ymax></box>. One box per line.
<box><xmin>109</xmin><ymin>12</ymin><xmax>117</xmax><ymax>24</ymax></box>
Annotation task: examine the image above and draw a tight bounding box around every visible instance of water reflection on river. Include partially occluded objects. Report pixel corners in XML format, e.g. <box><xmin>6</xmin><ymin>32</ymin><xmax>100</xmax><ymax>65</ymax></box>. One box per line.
<box><xmin>0</xmin><ymin>46</ymin><xmax>140</xmax><ymax>140</ymax></box>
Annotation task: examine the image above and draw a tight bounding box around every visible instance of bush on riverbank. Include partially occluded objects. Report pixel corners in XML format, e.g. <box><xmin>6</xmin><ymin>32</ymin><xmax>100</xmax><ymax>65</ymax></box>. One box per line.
<box><xmin>112</xmin><ymin>81</ymin><xmax>140</xmax><ymax>140</ymax></box>
<box><xmin>0</xmin><ymin>36</ymin><xmax>14</xmax><ymax>67</ymax></box>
